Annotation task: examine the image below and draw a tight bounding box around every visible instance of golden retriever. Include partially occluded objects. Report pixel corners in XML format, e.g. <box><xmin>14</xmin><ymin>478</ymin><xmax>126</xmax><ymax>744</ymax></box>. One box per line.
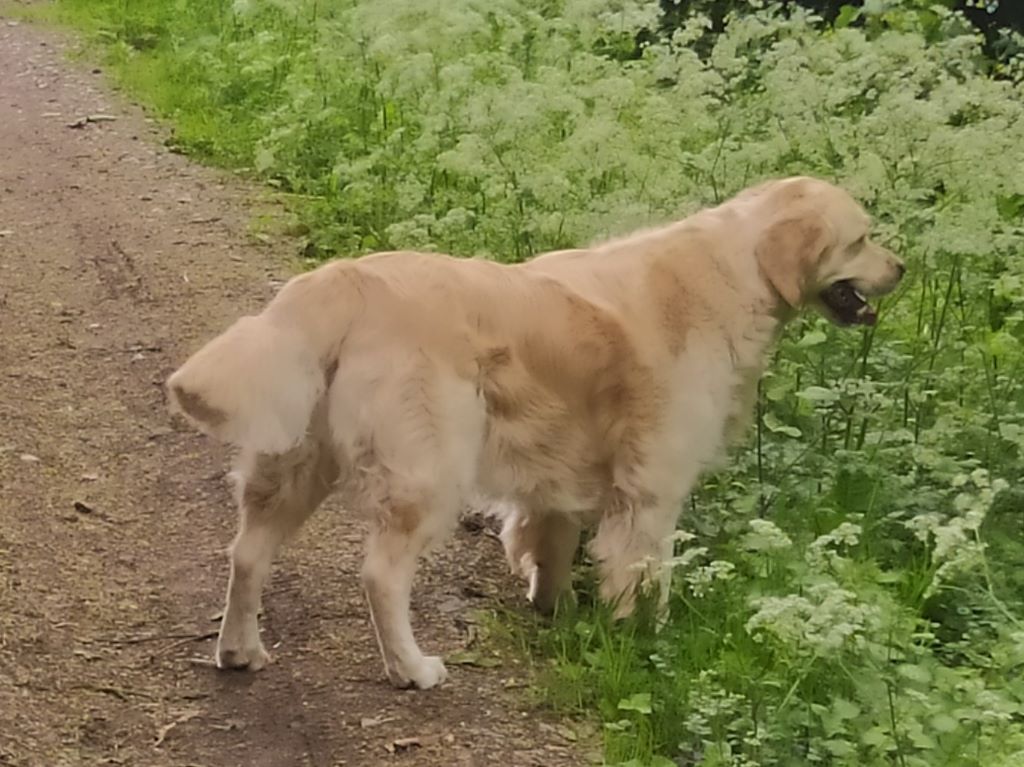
<box><xmin>167</xmin><ymin>176</ymin><xmax>904</xmax><ymax>689</ymax></box>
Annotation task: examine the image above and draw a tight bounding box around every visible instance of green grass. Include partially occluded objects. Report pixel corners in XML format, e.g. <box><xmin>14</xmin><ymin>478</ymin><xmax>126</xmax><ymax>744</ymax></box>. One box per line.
<box><xmin>32</xmin><ymin>0</ymin><xmax>1024</xmax><ymax>764</ymax></box>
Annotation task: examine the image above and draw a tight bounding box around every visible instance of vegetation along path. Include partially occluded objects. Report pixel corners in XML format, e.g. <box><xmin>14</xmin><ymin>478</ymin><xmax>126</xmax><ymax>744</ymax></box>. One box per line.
<box><xmin>0</xmin><ymin>18</ymin><xmax>589</xmax><ymax>767</ymax></box>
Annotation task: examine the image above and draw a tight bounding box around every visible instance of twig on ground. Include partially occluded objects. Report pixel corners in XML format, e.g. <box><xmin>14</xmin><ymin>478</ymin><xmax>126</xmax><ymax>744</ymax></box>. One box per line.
<box><xmin>71</xmin><ymin>683</ymin><xmax>153</xmax><ymax>701</ymax></box>
<box><xmin>154</xmin><ymin>708</ymin><xmax>202</xmax><ymax>748</ymax></box>
<box><xmin>152</xmin><ymin>630</ymin><xmax>219</xmax><ymax>657</ymax></box>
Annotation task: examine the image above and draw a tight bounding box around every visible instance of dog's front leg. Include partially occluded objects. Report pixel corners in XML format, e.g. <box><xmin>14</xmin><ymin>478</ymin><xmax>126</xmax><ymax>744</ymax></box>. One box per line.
<box><xmin>589</xmin><ymin>499</ymin><xmax>678</xmax><ymax>619</ymax></box>
<box><xmin>362</xmin><ymin>501</ymin><xmax>450</xmax><ymax>690</ymax></box>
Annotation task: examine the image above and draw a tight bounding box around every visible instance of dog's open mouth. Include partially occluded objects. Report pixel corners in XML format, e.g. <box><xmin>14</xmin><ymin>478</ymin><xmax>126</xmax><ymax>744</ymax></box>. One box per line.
<box><xmin>820</xmin><ymin>280</ymin><xmax>876</xmax><ymax>326</ymax></box>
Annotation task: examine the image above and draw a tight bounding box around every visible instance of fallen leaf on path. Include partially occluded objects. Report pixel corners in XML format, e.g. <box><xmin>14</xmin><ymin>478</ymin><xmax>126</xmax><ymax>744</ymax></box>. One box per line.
<box><xmin>385</xmin><ymin>736</ymin><xmax>433</xmax><ymax>754</ymax></box>
<box><xmin>360</xmin><ymin>715</ymin><xmax>396</xmax><ymax>728</ymax></box>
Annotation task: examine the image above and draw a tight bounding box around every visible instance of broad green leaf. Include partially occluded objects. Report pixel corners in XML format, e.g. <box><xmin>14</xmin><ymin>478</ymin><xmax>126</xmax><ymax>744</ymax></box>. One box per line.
<box><xmin>860</xmin><ymin>726</ymin><xmax>891</xmax><ymax>748</ymax></box>
<box><xmin>835</xmin><ymin>5</ymin><xmax>861</xmax><ymax>28</ymax></box>
<box><xmin>832</xmin><ymin>698</ymin><xmax>860</xmax><ymax>721</ymax></box>
<box><xmin>796</xmin><ymin>386</ymin><xmax>839</xmax><ymax>404</ymax></box>
<box><xmin>824</xmin><ymin>738</ymin><xmax>857</xmax><ymax>757</ymax></box>
<box><xmin>897</xmin><ymin>663</ymin><xmax>932</xmax><ymax>684</ymax></box>
<box><xmin>763</xmin><ymin>411</ymin><xmax>802</xmax><ymax>438</ymax></box>
<box><xmin>931</xmin><ymin>713</ymin><xmax>958</xmax><ymax>733</ymax></box>
<box><xmin>797</xmin><ymin>329</ymin><xmax>827</xmax><ymax>348</ymax></box>
<box><xmin>996</xmin><ymin>193</ymin><xmax>1024</xmax><ymax>222</ymax></box>
<box><xmin>617</xmin><ymin>692</ymin><xmax>652</xmax><ymax>715</ymax></box>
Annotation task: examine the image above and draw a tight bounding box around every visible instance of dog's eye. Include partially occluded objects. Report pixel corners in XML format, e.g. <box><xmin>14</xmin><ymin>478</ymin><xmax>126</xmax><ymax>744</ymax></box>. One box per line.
<box><xmin>852</xmin><ymin>235</ymin><xmax>867</xmax><ymax>248</ymax></box>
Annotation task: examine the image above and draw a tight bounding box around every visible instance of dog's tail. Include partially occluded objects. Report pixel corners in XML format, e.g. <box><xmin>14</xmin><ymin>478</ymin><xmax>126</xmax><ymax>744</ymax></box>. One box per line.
<box><xmin>167</xmin><ymin>267</ymin><xmax>354</xmax><ymax>454</ymax></box>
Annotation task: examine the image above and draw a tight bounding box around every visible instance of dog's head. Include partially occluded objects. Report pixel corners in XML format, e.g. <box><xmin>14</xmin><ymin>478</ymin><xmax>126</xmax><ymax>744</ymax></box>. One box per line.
<box><xmin>751</xmin><ymin>177</ymin><xmax>905</xmax><ymax>326</ymax></box>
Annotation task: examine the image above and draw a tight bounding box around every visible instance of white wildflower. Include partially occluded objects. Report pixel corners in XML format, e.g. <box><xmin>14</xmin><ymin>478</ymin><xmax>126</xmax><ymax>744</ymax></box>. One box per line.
<box><xmin>740</xmin><ymin>519</ymin><xmax>793</xmax><ymax>552</ymax></box>
<box><xmin>806</xmin><ymin>522</ymin><xmax>862</xmax><ymax>569</ymax></box>
<box><xmin>746</xmin><ymin>581</ymin><xmax>880</xmax><ymax>656</ymax></box>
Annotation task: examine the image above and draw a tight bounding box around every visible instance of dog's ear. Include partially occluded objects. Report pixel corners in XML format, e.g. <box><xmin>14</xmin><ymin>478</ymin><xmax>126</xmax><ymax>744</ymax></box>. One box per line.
<box><xmin>756</xmin><ymin>214</ymin><xmax>832</xmax><ymax>309</ymax></box>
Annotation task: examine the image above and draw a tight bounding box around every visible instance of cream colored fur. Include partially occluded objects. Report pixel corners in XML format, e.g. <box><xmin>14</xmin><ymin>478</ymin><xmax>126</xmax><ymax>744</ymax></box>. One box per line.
<box><xmin>167</xmin><ymin>176</ymin><xmax>905</xmax><ymax>689</ymax></box>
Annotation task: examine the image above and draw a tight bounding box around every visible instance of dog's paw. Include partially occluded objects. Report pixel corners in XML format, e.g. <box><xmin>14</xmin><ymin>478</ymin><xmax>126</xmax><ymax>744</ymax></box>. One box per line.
<box><xmin>216</xmin><ymin>640</ymin><xmax>271</xmax><ymax>671</ymax></box>
<box><xmin>387</xmin><ymin>655</ymin><xmax>447</xmax><ymax>690</ymax></box>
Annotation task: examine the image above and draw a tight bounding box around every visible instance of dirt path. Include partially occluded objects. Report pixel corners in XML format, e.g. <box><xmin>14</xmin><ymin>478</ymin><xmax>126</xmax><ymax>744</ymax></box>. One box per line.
<box><xmin>0</xmin><ymin>18</ymin><xmax>589</xmax><ymax>767</ymax></box>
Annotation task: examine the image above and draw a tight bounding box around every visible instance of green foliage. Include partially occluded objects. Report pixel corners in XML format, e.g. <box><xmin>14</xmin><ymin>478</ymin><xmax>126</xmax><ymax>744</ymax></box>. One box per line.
<box><xmin>49</xmin><ymin>0</ymin><xmax>1024</xmax><ymax>764</ymax></box>
<box><xmin>521</xmin><ymin>469</ymin><xmax>1024</xmax><ymax>766</ymax></box>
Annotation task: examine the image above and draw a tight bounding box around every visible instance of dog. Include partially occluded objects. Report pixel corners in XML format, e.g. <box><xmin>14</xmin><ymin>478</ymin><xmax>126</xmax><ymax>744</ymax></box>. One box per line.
<box><xmin>167</xmin><ymin>176</ymin><xmax>904</xmax><ymax>689</ymax></box>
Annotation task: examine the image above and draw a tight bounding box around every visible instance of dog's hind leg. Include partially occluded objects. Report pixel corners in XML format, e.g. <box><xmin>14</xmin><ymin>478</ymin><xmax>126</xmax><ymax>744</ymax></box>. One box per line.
<box><xmin>361</xmin><ymin>492</ymin><xmax>458</xmax><ymax>690</ymax></box>
<box><xmin>216</xmin><ymin>435</ymin><xmax>339</xmax><ymax>670</ymax></box>
<box><xmin>339</xmin><ymin>362</ymin><xmax>482</xmax><ymax>688</ymax></box>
